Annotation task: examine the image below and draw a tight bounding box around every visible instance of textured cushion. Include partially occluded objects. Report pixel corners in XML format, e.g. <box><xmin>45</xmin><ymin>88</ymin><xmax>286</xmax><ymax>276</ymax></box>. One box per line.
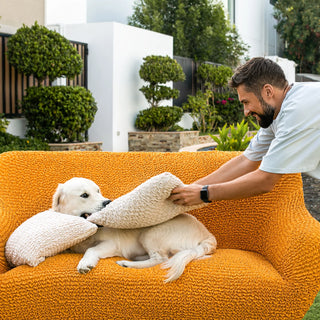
<box><xmin>5</xmin><ymin>210</ymin><xmax>98</xmax><ymax>267</ymax></box>
<box><xmin>87</xmin><ymin>172</ymin><xmax>205</xmax><ymax>228</ymax></box>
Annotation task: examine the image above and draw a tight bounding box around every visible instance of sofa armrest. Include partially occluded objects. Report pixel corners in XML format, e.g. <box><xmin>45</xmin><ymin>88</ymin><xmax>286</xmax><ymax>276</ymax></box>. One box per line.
<box><xmin>264</xmin><ymin>204</ymin><xmax>320</xmax><ymax>287</ymax></box>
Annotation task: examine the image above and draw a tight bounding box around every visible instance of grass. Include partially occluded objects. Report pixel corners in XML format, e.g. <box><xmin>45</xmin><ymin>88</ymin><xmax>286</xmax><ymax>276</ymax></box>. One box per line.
<box><xmin>303</xmin><ymin>290</ymin><xmax>320</xmax><ymax>319</ymax></box>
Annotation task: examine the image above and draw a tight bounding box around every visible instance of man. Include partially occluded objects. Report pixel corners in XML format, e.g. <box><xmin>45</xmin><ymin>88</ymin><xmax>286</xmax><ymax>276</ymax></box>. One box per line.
<box><xmin>169</xmin><ymin>57</ymin><xmax>320</xmax><ymax>205</ymax></box>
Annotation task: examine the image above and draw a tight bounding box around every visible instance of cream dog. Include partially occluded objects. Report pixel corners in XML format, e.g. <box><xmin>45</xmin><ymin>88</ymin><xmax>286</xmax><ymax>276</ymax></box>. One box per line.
<box><xmin>52</xmin><ymin>177</ymin><xmax>217</xmax><ymax>282</ymax></box>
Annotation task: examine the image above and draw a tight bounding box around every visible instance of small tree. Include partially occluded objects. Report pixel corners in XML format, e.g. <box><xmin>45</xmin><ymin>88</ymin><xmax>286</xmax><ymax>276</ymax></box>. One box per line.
<box><xmin>135</xmin><ymin>55</ymin><xmax>186</xmax><ymax>132</ymax></box>
<box><xmin>183</xmin><ymin>63</ymin><xmax>233</xmax><ymax>134</ymax></box>
<box><xmin>129</xmin><ymin>0</ymin><xmax>248</xmax><ymax>66</ymax></box>
<box><xmin>7</xmin><ymin>22</ymin><xmax>82</xmax><ymax>83</ymax></box>
<box><xmin>197</xmin><ymin>64</ymin><xmax>233</xmax><ymax>92</ymax></box>
<box><xmin>7</xmin><ymin>22</ymin><xmax>97</xmax><ymax>143</ymax></box>
<box><xmin>274</xmin><ymin>0</ymin><xmax>320</xmax><ymax>73</ymax></box>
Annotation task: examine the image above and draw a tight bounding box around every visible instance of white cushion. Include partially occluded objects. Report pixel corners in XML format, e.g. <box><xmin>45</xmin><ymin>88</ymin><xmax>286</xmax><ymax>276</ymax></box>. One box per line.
<box><xmin>87</xmin><ymin>172</ymin><xmax>205</xmax><ymax>228</ymax></box>
<box><xmin>5</xmin><ymin>210</ymin><xmax>98</xmax><ymax>267</ymax></box>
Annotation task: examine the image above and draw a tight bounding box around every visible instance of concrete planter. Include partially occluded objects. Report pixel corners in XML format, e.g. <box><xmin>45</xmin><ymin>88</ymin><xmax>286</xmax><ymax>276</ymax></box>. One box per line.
<box><xmin>128</xmin><ymin>131</ymin><xmax>199</xmax><ymax>152</ymax></box>
<box><xmin>48</xmin><ymin>141</ymin><xmax>103</xmax><ymax>151</ymax></box>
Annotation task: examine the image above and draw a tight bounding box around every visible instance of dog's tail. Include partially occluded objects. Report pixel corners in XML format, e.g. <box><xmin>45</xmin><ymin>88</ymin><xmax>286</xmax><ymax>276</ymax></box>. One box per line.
<box><xmin>161</xmin><ymin>236</ymin><xmax>217</xmax><ymax>283</ymax></box>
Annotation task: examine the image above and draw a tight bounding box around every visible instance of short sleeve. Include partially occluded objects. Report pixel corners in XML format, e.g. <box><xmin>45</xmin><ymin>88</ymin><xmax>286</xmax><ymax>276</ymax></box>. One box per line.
<box><xmin>260</xmin><ymin>128</ymin><xmax>320</xmax><ymax>174</ymax></box>
<box><xmin>243</xmin><ymin>126</ymin><xmax>275</xmax><ymax>162</ymax></box>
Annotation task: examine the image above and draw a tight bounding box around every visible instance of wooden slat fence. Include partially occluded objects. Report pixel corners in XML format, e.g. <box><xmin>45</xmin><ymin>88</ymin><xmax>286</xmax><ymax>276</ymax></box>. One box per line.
<box><xmin>0</xmin><ymin>33</ymin><xmax>88</xmax><ymax>117</ymax></box>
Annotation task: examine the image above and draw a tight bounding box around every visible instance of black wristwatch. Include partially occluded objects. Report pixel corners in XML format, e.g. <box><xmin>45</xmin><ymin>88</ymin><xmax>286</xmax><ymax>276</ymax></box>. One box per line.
<box><xmin>200</xmin><ymin>185</ymin><xmax>212</xmax><ymax>203</ymax></box>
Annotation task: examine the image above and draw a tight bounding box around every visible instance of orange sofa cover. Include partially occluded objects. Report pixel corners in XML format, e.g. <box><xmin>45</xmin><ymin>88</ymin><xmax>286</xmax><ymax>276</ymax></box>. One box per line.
<box><xmin>0</xmin><ymin>150</ymin><xmax>320</xmax><ymax>320</ymax></box>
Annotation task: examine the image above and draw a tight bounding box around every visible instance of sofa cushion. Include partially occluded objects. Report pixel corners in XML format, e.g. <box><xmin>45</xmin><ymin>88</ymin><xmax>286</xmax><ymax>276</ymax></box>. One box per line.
<box><xmin>87</xmin><ymin>172</ymin><xmax>205</xmax><ymax>228</ymax></box>
<box><xmin>5</xmin><ymin>210</ymin><xmax>98</xmax><ymax>267</ymax></box>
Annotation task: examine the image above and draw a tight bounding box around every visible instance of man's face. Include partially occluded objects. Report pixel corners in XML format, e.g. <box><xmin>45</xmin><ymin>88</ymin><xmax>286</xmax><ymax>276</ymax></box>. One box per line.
<box><xmin>237</xmin><ymin>84</ymin><xmax>275</xmax><ymax>128</ymax></box>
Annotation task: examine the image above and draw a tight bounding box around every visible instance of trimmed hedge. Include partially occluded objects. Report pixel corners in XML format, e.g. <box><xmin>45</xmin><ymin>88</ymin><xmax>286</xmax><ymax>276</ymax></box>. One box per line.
<box><xmin>21</xmin><ymin>86</ymin><xmax>97</xmax><ymax>143</ymax></box>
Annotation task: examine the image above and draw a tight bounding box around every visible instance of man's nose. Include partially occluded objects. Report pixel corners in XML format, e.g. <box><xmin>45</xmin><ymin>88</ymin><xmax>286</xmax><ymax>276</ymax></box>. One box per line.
<box><xmin>244</xmin><ymin>107</ymin><xmax>251</xmax><ymax>117</ymax></box>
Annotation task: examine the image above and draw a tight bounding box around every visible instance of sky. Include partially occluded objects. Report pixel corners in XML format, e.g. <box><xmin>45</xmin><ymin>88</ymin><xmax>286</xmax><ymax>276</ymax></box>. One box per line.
<box><xmin>45</xmin><ymin>0</ymin><xmax>134</xmax><ymax>25</ymax></box>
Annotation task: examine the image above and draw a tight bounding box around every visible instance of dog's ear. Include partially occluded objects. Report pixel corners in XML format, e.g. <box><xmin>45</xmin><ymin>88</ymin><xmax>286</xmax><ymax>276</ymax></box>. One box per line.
<box><xmin>52</xmin><ymin>184</ymin><xmax>64</xmax><ymax>211</ymax></box>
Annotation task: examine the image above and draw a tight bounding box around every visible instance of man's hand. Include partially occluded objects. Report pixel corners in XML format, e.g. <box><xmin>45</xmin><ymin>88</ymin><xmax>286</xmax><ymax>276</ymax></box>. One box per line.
<box><xmin>169</xmin><ymin>184</ymin><xmax>204</xmax><ymax>206</ymax></box>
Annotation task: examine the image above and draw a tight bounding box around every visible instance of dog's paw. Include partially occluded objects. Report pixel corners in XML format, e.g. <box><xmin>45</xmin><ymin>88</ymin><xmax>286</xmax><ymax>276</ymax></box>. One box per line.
<box><xmin>116</xmin><ymin>260</ymin><xmax>130</xmax><ymax>268</ymax></box>
<box><xmin>77</xmin><ymin>260</ymin><xmax>95</xmax><ymax>274</ymax></box>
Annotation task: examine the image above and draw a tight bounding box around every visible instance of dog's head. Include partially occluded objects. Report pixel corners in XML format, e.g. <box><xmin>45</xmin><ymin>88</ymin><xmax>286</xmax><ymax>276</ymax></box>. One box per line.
<box><xmin>52</xmin><ymin>177</ymin><xmax>111</xmax><ymax>218</ymax></box>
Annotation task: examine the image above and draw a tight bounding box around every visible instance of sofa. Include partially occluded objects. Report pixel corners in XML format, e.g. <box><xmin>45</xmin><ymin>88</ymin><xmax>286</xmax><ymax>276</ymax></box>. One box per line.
<box><xmin>0</xmin><ymin>150</ymin><xmax>320</xmax><ymax>320</ymax></box>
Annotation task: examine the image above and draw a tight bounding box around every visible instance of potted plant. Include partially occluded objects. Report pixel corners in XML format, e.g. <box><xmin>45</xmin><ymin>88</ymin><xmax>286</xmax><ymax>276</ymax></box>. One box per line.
<box><xmin>7</xmin><ymin>22</ymin><xmax>100</xmax><ymax>151</ymax></box>
<box><xmin>129</xmin><ymin>55</ymin><xmax>199</xmax><ymax>152</ymax></box>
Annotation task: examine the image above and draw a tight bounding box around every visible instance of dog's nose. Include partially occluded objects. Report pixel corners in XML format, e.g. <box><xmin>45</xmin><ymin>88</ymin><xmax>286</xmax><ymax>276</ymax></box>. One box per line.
<box><xmin>102</xmin><ymin>199</ymin><xmax>112</xmax><ymax>207</ymax></box>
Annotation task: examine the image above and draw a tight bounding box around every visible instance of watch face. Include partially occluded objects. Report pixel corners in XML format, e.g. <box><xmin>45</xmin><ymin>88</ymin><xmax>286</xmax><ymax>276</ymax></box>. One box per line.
<box><xmin>201</xmin><ymin>185</ymin><xmax>210</xmax><ymax>203</ymax></box>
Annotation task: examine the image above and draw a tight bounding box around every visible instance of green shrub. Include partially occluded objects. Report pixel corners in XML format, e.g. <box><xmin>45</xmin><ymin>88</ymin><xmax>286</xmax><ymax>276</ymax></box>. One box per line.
<box><xmin>209</xmin><ymin>120</ymin><xmax>254</xmax><ymax>151</ymax></box>
<box><xmin>214</xmin><ymin>92</ymin><xmax>243</xmax><ymax>128</ymax></box>
<box><xmin>197</xmin><ymin>64</ymin><xmax>233</xmax><ymax>91</ymax></box>
<box><xmin>21</xmin><ymin>86</ymin><xmax>97</xmax><ymax>142</ymax></box>
<box><xmin>0</xmin><ymin>131</ymin><xmax>49</xmax><ymax>154</ymax></box>
<box><xmin>136</xmin><ymin>55</ymin><xmax>185</xmax><ymax>131</ymax></box>
<box><xmin>0</xmin><ymin>114</ymin><xmax>9</xmax><ymax>133</ymax></box>
<box><xmin>7</xmin><ymin>22</ymin><xmax>83</xmax><ymax>83</ymax></box>
<box><xmin>183</xmin><ymin>90</ymin><xmax>222</xmax><ymax>134</ymax></box>
<box><xmin>139</xmin><ymin>55</ymin><xmax>186</xmax><ymax>86</ymax></box>
<box><xmin>135</xmin><ymin>106</ymin><xmax>183</xmax><ymax>132</ymax></box>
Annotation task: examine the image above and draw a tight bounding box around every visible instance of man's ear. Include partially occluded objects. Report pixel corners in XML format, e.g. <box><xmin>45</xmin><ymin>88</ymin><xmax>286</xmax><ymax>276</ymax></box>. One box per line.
<box><xmin>262</xmin><ymin>84</ymin><xmax>274</xmax><ymax>99</ymax></box>
<box><xmin>52</xmin><ymin>184</ymin><xmax>64</xmax><ymax>211</ymax></box>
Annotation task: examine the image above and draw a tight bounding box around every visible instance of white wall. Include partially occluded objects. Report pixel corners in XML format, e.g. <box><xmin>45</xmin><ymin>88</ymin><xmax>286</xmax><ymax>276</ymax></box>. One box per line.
<box><xmin>267</xmin><ymin>56</ymin><xmax>296</xmax><ymax>84</ymax></box>
<box><xmin>45</xmin><ymin>0</ymin><xmax>87</xmax><ymax>24</ymax></box>
<box><xmin>87</xmin><ymin>0</ymin><xmax>134</xmax><ymax>24</ymax></box>
<box><xmin>235</xmin><ymin>0</ymin><xmax>280</xmax><ymax>58</ymax></box>
<box><xmin>63</xmin><ymin>22</ymin><xmax>173</xmax><ymax>151</ymax></box>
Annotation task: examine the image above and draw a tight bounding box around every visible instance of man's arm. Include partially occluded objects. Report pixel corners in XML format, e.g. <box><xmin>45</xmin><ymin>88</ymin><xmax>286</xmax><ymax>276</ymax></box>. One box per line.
<box><xmin>169</xmin><ymin>154</ymin><xmax>282</xmax><ymax>205</ymax></box>
<box><xmin>193</xmin><ymin>154</ymin><xmax>261</xmax><ymax>185</ymax></box>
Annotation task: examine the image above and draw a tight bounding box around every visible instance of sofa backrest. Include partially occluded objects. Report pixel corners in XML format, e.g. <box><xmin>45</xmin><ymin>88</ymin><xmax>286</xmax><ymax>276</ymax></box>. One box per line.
<box><xmin>0</xmin><ymin>151</ymin><xmax>306</xmax><ymax>271</ymax></box>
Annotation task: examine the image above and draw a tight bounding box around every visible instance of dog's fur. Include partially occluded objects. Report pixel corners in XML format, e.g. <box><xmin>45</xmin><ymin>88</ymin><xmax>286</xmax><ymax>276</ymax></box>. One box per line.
<box><xmin>52</xmin><ymin>177</ymin><xmax>217</xmax><ymax>282</ymax></box>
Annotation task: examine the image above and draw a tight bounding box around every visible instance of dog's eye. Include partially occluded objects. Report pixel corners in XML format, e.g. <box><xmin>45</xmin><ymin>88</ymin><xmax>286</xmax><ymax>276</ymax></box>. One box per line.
<box><xmin>80</xmin><ymin>193</ymin><xmax>89</xmax><ymax>198</ymax></box>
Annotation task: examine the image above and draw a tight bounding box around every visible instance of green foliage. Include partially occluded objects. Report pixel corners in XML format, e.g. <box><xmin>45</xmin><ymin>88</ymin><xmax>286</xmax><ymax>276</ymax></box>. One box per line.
<box><xmin>183</xmin><ymin>90</ymin><xmax>221</xmax><ymax>133</ymax></box>
<box><xmin>0</xmin><ymin>114</ymin><xmax>9</xmax><ymax>133</ymax></box>
<box><xmin>274</xmin><ymin>0</ymin><xmax>320</xmax><ymax>73</ymax></box>
<box><xmin>7</xmin><ymin>22</ymin><xmax>83</xmax><ymax>83</ymax></box>
<box><xmin>0</xmin><ymin>131</ymin><xmax>49</xmax><ymax>153</ymax></box>
<box><xmin>139</xmin><ymin>55</ymin><xmax>185</xmax><ymax>108</ymax></box>
<box><xmin>129</xmin><ymin>0</ymin><xmax>248</xmax><ymax>66</ymax></box>
<box><xmin>21</xmin><ymin>86</ymin><xmax>97</xmax><ymax>143</ymax></box>
<box><xmin>140</xmin><ymin>85</ymin><xmax>180</xmax><ymax>108</ymax></box>
<box><xmin>197</xmin><ymin>64</ymin><xmax>233</xmax><ymax>91</ymax></box>
<box><xmin>209</xmin><ymin>120</ymin><xmax>254</xmax><ymax>151</ymax></box>
<box><xmin>184</xmin><ymin>63</ymin><xmax>234</xmax><ymax>134</ymax></box>
<box><xmin>214</xmin><ymin>92</ymin><xmax>243</xmax><ymax>128</ymax></box>
<box><xmin>136</xmin><ymin>55</ymin><xmax>185</xmax><ymax>131</ymax></box>
<box><xmin>135</xmin><ymin>106</ymin><xmax>183</xmax><ymax>132</ymax></box>
<box><xmin>139</xmin><ymin>55</ymin><xmax>186</xmax><ymax>84</ymax></box>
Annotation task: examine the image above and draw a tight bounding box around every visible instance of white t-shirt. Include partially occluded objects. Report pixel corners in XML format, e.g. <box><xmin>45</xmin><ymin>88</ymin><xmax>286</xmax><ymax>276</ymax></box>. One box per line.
<box><xmin>244</xmin><ymin>82</ymin><xmax>320</xmax><ymax>179</ymax></box>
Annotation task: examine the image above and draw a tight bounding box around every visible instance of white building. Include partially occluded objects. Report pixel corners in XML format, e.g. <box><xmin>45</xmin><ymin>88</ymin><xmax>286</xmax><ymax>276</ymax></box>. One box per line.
<box><xmin>45</xmin><ymin>0</ymin><xmax>281</xmax><ymax>58</ymax></box>
<box><xmin>4</xmin><ymin>0</ymin><xmax>293</xmax><ymax>151</ymax></box>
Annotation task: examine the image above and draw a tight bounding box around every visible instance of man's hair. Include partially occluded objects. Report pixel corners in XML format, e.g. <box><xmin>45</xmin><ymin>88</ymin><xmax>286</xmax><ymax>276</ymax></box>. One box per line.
<box><xmin>229</xmin><ymin>57</ymin><xmax>288</xmax><ymax>96</ymax></box>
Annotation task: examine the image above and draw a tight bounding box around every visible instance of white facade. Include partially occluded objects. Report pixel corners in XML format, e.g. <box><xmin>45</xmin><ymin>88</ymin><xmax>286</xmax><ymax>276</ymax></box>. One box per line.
<box><xmin>62</xmin><ymin>22</ymin><xmax>173</xmax><ymax>151</ymax></box>
<box><xmin>44</xmin><ymin>0</ymin><xmax>87</xmax><ymax>25</ymax></box>
<box><xmin>222</xmin><ymin>0</ymin><xmax>281</xmax><ymax>58</ymax></box>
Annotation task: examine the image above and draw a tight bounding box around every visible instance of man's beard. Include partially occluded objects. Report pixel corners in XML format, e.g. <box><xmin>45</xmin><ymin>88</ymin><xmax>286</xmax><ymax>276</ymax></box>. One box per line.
<box><xmin>256</xmin><ymin>98</ymin><xmax>275</xmax><ymax>128</ymax></box>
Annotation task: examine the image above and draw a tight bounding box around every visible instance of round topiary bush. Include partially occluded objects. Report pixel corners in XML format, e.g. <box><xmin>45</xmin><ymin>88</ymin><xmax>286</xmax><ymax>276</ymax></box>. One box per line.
<box><xmin>136</xmin><ymin>55</ymin><xmax>185</xmax><ymax>132</ymax></box>
<box><xmin>197</xmin><ymin>63</ymin><xmax>233</xmax><ymax>91</ymax></box>
<box><xmin>135</xmin><ymin>106</ymin><xmax>183</xmax><ymax>132</ymax></box>
<box><xmin>7</xmin><ymin>22</ymin><xmax>83</xmax><ymax>83</ymax></box>
<box><xmin>21</xmin><ymin>86</ymin><xmax>97</xmax><ymax>142</ymax></box>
